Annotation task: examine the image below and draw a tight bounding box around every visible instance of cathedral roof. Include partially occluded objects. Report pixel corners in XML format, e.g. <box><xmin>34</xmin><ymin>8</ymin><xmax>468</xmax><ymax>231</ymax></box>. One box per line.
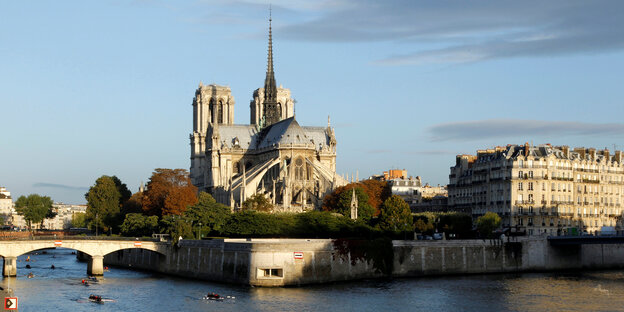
<box><xmin>213</xmin><ymin>117</ymin><xmax>332</xmax><ymax>151</ymax></box>
<box><xmin>257</xmin><ymin>117</ymin><xmax>312</xmax><ymax>149</ymax></box>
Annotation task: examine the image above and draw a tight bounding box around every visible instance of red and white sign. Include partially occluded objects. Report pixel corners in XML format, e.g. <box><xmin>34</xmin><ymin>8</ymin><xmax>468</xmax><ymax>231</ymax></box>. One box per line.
<box><xmin>294</xmin><ymin>252</ymin><xmax>304</xmax><ymax>259</ymax></box>
<box><xmin>134</xmin><ymin>241</ymin><xmax>142</xmax><ymax>247</ymax></box>
<box><xmin>54</xmin><ymin>240</ymin><xmax>62</xmax><ymax>247</ymax></box>
<box><xmin>4</xmin><ymin>297</ymin><xmax>18</xmax><ymax>310</ymax></box>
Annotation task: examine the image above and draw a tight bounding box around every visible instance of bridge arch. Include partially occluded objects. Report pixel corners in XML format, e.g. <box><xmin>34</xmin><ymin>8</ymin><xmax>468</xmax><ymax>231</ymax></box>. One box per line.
<box><xmin>1</xmin><ymin>240</ymin><xmax>169</xmax><ymax>277</ymax></box>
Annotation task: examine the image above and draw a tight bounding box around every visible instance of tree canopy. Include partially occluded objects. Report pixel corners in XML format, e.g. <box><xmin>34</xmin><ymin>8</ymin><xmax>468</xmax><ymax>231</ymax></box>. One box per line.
<box><xmin>184</xmin><ymin>192</ymin><xmax>231</xmax><ymax>236</ymax></box>
<box><xmin>85</xmin><ymin>175</ymin><xmax>123</xmax><ymax>234</ymax></box>
<box><xmin>142</xmin><ymin>168</ymin><xmax>197</xmax><ymax>216</ymax></box>
<box><xmin>120</xmin><ymin>213</ymin><xmax>159</xmax><ymax>237</ymax></box>
<box><xmin>15</xmin><ymin>194</ymin><xmax>54</xmax><ymax>229</ymax></box>
<box><xmin>242</xmin><ymin>193</ymin><xmax>273</xmax><ymax>212</ymax></box>
<box><xmin>476</xmin><ymin>212</ymin><xmax>501</xmax><ymax>238</ymax></box>
<box><xmin>377</xmin><ymin>195</ymin><xmax>413</xmax><ymax>233</ymax></box>
<box><xmin>322</xmin><ymin>185</ymin><xmax>375</xmax><ymax>221</ymax></box>
<box><xmin>322</xmin><ymin>181</ymin><xmax>390</xmax><ymax>219</ymax></box>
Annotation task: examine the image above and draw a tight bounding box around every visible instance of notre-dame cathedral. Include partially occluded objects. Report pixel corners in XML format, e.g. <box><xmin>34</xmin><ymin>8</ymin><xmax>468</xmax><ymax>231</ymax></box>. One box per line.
<box><xmin>189</xmin><ymin>16</ymin><xmax>346</xmax><ymax>212</ymax></box>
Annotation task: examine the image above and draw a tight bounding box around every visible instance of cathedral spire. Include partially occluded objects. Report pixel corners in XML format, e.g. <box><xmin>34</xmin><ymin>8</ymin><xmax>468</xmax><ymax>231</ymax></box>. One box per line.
<box><xmin>262</xmin><ymin>6</ymin><xmax>280</xmax><ymax>126</ymax></box>
<box><xmin>264</xmin><ymin>7</ymin><xmax>277</xmax><ymax>104</ymax></box>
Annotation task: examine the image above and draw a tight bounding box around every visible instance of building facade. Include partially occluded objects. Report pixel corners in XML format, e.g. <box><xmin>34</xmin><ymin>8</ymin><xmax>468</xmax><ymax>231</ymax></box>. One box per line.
<box><xmin>448</xmin><ymin>144</ymin><xmax>624</xmax><ymax>236</ymax></box>
<box><xmin>190</xmin><ymin>17</ymin><xmax>346</xmax><ymax>212</ymax></box>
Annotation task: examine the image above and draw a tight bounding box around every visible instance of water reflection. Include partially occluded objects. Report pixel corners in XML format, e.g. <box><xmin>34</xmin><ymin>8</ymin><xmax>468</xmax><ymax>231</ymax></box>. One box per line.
<box><xmin>2</xmin><ymin>248</ymin><xmax>624</xmax><ymax>311</ymax></box>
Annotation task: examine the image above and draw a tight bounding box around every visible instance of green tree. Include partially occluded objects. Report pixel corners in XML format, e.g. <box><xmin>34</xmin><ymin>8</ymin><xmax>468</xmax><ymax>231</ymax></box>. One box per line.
<box><xmin>377</xmin><ymin>195</ymin><xmax>413</xmax><ymax>233</ymax></box>
<box><xmin>14</xmin><ymin>194</ymin><xmax>54</xmax><ymax>230</ymax></box>
<box><xmin>414</xmin><ymin>218</ymin><xmax>434</xmax><ymax>234</ymax></box>
<box><xmin>324</xmin><ymin>186</ymin><xmax>375</xmax><ymax>222</ymax></box>
<box><xmin>71</xmin><ymin>212</ymin><xmax>87</xmax><ymax>228</ymax></box>
<box><xmin>85</xmin><ymin>176</ymin><xmax>123</xmax><ymax>234</ymax></box>
<box><xmin>184</xmin><ymin>192</ymin><xmax>231</xmax><ymax>236</ymax></box>
<box><xmin>111</xmin><ymin>175</ymin><xmax>132</xmax><ymax>205</ymax></box>
<box><xmin>242</xmin><ymin>193</ymin><xmax>273</xmax><ymax>212</ymax></box>
<box><xmin>120</xmin><ymin>213</ymin><xmax>159</xmax><ymax>237</ymax></box>
<box><xmin>159</xmin><ymin>215</ymin><xmax>193</xmax><ymax>243</ymax></box>
<box><xmin>476</xmin><ymin>212</ymin><xmax>501</xmax><ymax>238</ymax></box>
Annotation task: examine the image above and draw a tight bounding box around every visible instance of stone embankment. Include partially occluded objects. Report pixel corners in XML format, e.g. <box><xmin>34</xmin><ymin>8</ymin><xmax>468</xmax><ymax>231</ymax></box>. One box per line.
<box><xmin>104</xmin><ymin>237</ymin><xmax>624</xmax><ymax>287</ymax></box>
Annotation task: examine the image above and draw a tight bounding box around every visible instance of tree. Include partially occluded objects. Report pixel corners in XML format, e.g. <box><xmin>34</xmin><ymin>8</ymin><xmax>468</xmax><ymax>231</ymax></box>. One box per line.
<box><xmin>111</xmin><ymin>176</ymin><xmax>132</xmax><ymax>206</ymax></box>
<box><xmin>122</xmin><ymin>192</ymin><xmax>144</xmax><ymax>215</ymax></box>
<box><xmin>322</xmin><ymin>185</ymin><xmax>375</xmax><ymax>222</ymax></box>
<box><xmin>15</xmin><ymin>194</ymin><xmax>54</xmax><ymax>230</ymax></box>
<box><xmin>142</xmin><ymin>169</ymin><xmax>197</xmax><ymax>216</ymax></box>
<box><xmin>414</xmin><ymin>218</ymin><xmax>434</xmax><ymax>234</ymax></box>
<box><xmin>159</xmin><ymin>215</ymin><xmax>193</xmax><ymax>243</ymax></box>
<box><xmin>242</xmin><ymin>193</ymin><xmax>273</xmax><ymax>212</ymax></box>
<box><xmin>184</xmin><ymin>192</ymin><xmax>231</xmax><ymax>236</ymax></box>
<box><xmin>85</xmin><ymin>176</ymin><xmax>122</xmax><ymax>234</ymax></box>
<box><xmin>120</xmin><ymin>213</ymin><xmax>159</xmax><ymax>237</ymax></box>
<box><xmin>358</xmin><ymin>179</ymin><xmax>391</xmax><ymax>215</ymax></box>
<box><xmin>377</xmin><ymin>195</ymin><xmax>413</xmax><ymax>233</ymax></box>
<box><xmin>71</xmin><ymin>212</ymin><xmax>87</xmax><ymax>228</ymax></box>
<box><xmin>476</xmin><ymin>212</ymin><xmax>501</xmax><ymax>238</ymax></box>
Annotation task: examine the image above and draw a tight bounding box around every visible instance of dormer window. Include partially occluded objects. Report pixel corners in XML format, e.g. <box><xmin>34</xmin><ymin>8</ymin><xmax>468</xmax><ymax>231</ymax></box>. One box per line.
<box><xmin>232</xmin><ymin>137</ymin><xmax>240</xmax><ymax>147</ymax></box>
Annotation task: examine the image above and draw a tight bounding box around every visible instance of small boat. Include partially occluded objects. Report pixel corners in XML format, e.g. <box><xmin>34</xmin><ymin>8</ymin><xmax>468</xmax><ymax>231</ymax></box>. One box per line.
<box><xmin>27</xmin><ymin>272</ymin><xmax>34</xmax><ymax>278</ymax></box>
<box><xmin>25</xmin><ymin>264</ymin><xmax>31</xmax><ymax>269</ymax></box>
<box><xmin>88</xmin><ymin>295</ymin><xmax>115</xmax><ymax>303</ymax></box>
<box><xmin>203</xmin><ymin>293</ymin><xmax>225</xmax><ymax>301</ymax></box>
<box><xmin>88</xmin><ymin>295</ymin><xmax>103</xmax><ymax>303</ymax></box>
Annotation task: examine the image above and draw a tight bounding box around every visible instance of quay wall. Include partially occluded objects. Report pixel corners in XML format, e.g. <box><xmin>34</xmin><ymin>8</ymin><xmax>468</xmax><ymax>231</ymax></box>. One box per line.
<box><xmin>103</xmin><ymin>237</ymin><xmax>624</xmax><ymax>286</ymax></box>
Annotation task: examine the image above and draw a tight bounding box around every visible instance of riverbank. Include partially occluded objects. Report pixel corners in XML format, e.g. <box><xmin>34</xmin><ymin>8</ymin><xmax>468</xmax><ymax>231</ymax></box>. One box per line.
<box><xmin>103</xmin><ymin>237</ymin><xmax>624</xmax><ymax>286</ymax></box>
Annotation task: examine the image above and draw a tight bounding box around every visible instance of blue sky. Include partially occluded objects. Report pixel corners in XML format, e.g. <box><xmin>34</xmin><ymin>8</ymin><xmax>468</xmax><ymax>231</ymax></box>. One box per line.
<box><xmin>2</xmin><ymin>0</ymin><xmax>624</xmax><ymax>204</ymax></box>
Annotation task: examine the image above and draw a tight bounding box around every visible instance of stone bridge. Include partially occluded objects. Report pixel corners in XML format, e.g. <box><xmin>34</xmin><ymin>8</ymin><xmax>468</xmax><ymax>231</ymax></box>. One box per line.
<box><xmin>0</xmin><ymin>239</ymin><xmax>170</xmax><ymax>277</ymax></box>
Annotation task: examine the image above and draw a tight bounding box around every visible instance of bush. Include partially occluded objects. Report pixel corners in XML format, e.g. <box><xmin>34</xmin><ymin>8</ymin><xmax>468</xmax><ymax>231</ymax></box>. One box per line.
<box><xmin>120</xmin><ymin>213</ymin><xmax>159</xmax><ymax>237</ymax></box>
<box><xmin>476</xmin><ymin>212</ymin><xmax>501</xmax><ymax>238</ymax></box>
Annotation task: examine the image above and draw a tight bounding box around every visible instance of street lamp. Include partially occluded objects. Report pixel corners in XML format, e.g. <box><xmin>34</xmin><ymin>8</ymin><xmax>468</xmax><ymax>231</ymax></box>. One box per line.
<box><xmin>197</xmin><ymin>222</ymin><xmax>202</xmax><ymax>240</ymax></box>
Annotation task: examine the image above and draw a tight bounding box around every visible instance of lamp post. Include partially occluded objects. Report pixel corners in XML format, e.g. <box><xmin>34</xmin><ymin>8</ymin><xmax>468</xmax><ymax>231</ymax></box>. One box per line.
<box><xmin>197</xmin><ymin>222</ymin><xmax>202</xmax><ymax>240</ymax></box>
<box><xmin>95</xmin><ymin>213</ymin><xmax>99</xmax><ymax>237</ymax></box>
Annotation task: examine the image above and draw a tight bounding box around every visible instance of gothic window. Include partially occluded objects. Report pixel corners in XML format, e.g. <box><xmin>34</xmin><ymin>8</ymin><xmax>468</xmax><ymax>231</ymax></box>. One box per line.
<box><xmin>218</xmin><ymin>100</ymin><xmax>224</xmax><ymax>124</ymax></box>
<box><xmin>294</xmin><ymin>157</ymin><xmax>305</xmax><ymax>180</ymax></box>
<box><xmin>277</xmin><ymin>103</ymin><xmax>282</xmax><ymax>119</ymax></box>
<box><xmin>209</xmin><ymin>98</ymin><xmax>216</xmax><ymax>122</ymax></box>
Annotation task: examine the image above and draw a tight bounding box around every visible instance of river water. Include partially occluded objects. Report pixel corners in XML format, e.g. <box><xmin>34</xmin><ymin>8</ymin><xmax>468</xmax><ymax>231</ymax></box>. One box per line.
<box><xmin>2</xmin><ymin>248</ymin><xmax>624</xmax><ymax>311</ymax></box>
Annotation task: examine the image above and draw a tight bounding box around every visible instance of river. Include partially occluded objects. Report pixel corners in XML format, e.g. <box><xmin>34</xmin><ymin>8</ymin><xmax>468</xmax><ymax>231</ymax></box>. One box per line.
<box><xmin>2</xmin><ymin>247</ymin><xmax>623</xmax><ymax>311</ymax></box>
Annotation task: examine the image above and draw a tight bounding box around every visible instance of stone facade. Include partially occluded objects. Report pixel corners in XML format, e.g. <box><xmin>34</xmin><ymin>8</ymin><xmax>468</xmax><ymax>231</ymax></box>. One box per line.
<box><xmin>449</xmin><ymin>144</ymin><xmax>624</xmax><ymax>235</ymax></box>
<box><xmin>189</xmin><ymin>17</ymin><xmax>346</xmax><ymax>212</ymax></box>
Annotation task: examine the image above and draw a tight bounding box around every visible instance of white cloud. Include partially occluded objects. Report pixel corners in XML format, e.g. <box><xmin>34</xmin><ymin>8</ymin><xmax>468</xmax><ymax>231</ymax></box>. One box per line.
<box><xmin>428</xmin><ymin>119</ymin><xmax>624</xmax><ymax>141</ymax></box>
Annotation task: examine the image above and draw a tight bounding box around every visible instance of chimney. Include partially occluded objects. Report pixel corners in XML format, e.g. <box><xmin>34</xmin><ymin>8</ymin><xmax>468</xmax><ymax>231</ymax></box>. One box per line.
<box><xmin>524</xmin><ymin>142</ymin><xmax>530</xmax><ymax>157</ymax></box>
<box><xmin>561</xmin><ymin>145</ymin><xmax>570</xmax><ymax>158</ymax></box>
<box><xmin>602</xmin><ymin>149</ymin><xmax>610</xmax><ymax>160</ymax></box>
<box><xmin>574</xmin><ymin>147</ymin><xmax>586</xmax><ymax>159</ymax></box>
<box><xmin>615</xmin><ymin>151</ymin><xmax>623</xmax><ymax>163</ymax></box>
<box><xmin>589</xmin><ymin>148</ymin><xmax>596</xmax><ymax>160</ymax></box>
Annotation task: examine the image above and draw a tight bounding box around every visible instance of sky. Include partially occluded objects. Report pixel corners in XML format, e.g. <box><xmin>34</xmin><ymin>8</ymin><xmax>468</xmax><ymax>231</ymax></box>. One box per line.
<box><xmin>2</xmin><ymin>0</ymin><xmax>624</xmax><ymax>204</ymax></box>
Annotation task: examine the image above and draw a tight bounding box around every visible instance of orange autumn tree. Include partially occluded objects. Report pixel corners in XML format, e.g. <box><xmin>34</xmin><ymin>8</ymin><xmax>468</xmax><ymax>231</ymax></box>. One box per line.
<box><xmin>322</xmin><ymin>180</ymin><xmax>391</xmax><ymax>217</ymax></box>
<box><xmin>142</xmin><ymin>169</ymin><xmax>198</xmax><ymax>216</ymax></box>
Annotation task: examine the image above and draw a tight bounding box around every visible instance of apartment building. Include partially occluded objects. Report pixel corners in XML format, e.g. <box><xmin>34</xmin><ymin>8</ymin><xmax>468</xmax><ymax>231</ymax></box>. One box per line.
<box><xmin>448</xmin><ymin>144</ymin><xmax>624</xmax><ymax>236</ymax></box>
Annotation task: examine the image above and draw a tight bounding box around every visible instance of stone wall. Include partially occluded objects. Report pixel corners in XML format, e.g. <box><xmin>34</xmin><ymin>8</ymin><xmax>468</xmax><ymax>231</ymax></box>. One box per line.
<box><xmin>103</xmin><ymin>237</ymin><xmax>624</xmax><ymax>287</ymax></box>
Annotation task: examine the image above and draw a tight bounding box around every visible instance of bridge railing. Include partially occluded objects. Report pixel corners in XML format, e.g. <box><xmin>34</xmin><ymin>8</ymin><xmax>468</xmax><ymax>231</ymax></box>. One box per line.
<box><xmin>0</xmin><ymin>235</ymin><xmax>162</xmax><ymax>242</ymax></box>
